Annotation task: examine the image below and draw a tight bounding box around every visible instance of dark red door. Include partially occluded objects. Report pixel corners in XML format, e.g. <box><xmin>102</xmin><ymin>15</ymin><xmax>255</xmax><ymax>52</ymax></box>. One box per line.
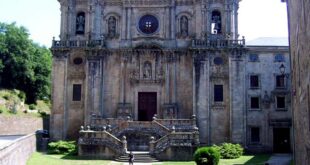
<box><xmin>138</xmin><ymin>92</ymin><xmax>157</xmax><ymax>121</ymax></box>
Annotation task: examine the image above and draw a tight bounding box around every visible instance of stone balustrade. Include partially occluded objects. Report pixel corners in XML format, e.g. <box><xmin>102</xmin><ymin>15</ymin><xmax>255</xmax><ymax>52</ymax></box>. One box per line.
<box><xmin>51</xmin><ymin>39</ymin><xmax>105</xmax><ymax>48</ymax></box>
<box><xmin>80</xmin><ymin>115</ymin><xmax>199</xmax><ymax>158</ymax></box>
<box><xmin>192</xmin><ymin>37</ymin><xmax>245</xmax><ymax>49</ymax></box>
<box><xmin>78</xmin><ymin>128</ymin><xmax>126</xmax><ymax>155</ymax></box>
<box><xmin>150</xmin><ymin>132</ymin><xmax>200</xmax><ymax>154</ymax></box>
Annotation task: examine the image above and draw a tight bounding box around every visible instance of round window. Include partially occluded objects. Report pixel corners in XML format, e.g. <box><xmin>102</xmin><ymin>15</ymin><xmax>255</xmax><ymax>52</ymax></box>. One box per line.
<box><xmin>73</xmin><ymin>57</ymin><xmax>83</xmax><ymax>65</ymax></box>
<box><xmin>138</xmin><ymin>15</ymin><xmax>159</xmax><ymax>34</ymax></box>
<box><xmin>214</xmin><ymin>57</ymin><xmax>223</xmax><ymax>65</ymax></box>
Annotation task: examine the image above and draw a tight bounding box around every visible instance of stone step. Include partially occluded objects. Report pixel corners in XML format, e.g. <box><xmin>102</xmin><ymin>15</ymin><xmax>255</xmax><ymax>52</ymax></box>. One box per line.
<box><xmin>115</xmin><ymin>151</ymin><xmax>159</xmax><ymax>163</ymax></box>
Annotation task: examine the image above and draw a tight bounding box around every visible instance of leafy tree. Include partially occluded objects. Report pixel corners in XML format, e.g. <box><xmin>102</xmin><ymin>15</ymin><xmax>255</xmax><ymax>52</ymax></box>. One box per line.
<box><xmin>0</xmin><ymin>22</ymin><xmax>51</xmax><ymax>103</ymax></box>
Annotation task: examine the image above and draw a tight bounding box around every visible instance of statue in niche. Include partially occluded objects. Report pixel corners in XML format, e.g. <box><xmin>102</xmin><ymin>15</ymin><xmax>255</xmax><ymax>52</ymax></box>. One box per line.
<box><xmin>76</xmin><ymin>13</ymin><xmax>85</xmax><ymax>34</ymax></box>
<box><xmin>180</xmin><ymin>16</ymin><xmax>188</xmax><ymax>36</ymax></box>
<box><xmin>108</xmin><ymin>16</ymin><xmax>116</xmax><ymax>37</ymax></box>
<box><xmin>143</xmin><ymin>61</ymin><xmax>152</xmax><ymax>79</ymax></box>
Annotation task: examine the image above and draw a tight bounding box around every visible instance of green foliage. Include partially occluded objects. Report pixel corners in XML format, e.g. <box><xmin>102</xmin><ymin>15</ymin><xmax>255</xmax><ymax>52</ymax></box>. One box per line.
<box><xmin>3</xmin><ymin>95</ymin><xmax>9</xmax><ymax>100</ymax></box>
<box><xmin>194</xmin><ymin>147</ymin><xmax>220</xmax><ymax>165</ymax></box>
<box><xmin>29</xmin><ymin>104</ymin><xmax>36</xmax><ymax>110</ymax></box>
<box><xmin>0</xmin><ymin>109</ymin><xmax>3</xmax><ymax>113</ymax></box>
<box><xmin>0</xmin><ymin>22</ymin><xmax>51</xmax><ymax>104</ymax></box>
<box><xmin>17</xmin><ymin>91</ymin><xmax>26</xmax><ymax>101</ymax></box>
<box><xmin>213</xmin><ymin>143</ymin><xmax>244</xmax><ymax>159</ymax></box>
<box><xmin>48</xmin><ymin>141</ymin><xmax>77</xmax><ymax>155</ymax></box>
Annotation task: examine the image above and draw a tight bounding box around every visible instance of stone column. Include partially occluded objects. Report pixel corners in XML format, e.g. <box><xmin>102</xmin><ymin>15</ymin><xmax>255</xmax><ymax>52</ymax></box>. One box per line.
<box><xmin>121</xmin><ymin>7</ymin><xmax>127</xmax><ymax>39</ymax></box>
<box><xmin>229</xmin><ymin>52</ymin><xmax>246</xmax><ymax>144</ymax></box>
<box><xmin>170</xmin><ymin>3</ymin><xmax>176</xmax><ymax>39</ymax></box>
<box><xmin>193</xmin><ymin>54</ymin><xmax>210</xmax><ymax>144</ymax></box>
<box><xmin>60</xmin><ymin>2</ymin><xmax>68</xmax><ymax>40</ymax></box>
<box><xmin>50</xmin><ymin>54</ymin><xmax>68</xmax><ymax>140</ymax></box>
<box><xmin>127</xmin><ymin>7</ymin><xmax>132</xmax><ymax>39</ymax></box>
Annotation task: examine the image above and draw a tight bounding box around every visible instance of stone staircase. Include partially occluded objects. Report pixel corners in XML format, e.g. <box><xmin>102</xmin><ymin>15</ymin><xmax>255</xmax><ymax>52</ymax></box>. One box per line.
<box><xmin>115</xmin><ymin>151</ymin><xmax>159</xmax><ymax>163</ymax></box>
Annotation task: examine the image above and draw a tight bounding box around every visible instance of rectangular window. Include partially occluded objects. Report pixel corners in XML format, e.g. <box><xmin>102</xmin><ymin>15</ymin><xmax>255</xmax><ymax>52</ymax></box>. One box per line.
<box><xmin>250</xmin><ymin>75</ymin><xmax>259</xmax><ymax>88</ymax></box>
<box><xmin>249</xmin><ymin>54</ymin><xmax>259</xmax><ymax>62</ymax></box>
<box><xmin>276</xmin><ymin>96</ymin><xmax>286</xmax><ymax>109</ymax></box>
<box><xmin>250</xmin><ymin>97</ymin><xmax>260</xmax><ymax>109</ymax></box>
<box><xmin>214</xmin><ymin>85</ymin><xmax>223</xmax><ymax>102</ymax></box>
<box><xmin>73</xmin><ymin>84</ymin><xmax>82</xmax><ymax>101</ymax></box>
<box><xmin>251</xmin><ymin>127</ymin><xmax>260</xmax><ymax>143</ymax></box>
<box><xmin>276</xmin><ymin>75</ymin><xmax>285</xmax><ymax>88</ymax></box>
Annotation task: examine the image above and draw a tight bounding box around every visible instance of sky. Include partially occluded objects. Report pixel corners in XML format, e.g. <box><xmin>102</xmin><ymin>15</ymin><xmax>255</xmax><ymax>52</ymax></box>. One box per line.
<box><xmin>0</xmin><ymin>0</ymin><xmax>288</xmax><ymax>47</ymax></box>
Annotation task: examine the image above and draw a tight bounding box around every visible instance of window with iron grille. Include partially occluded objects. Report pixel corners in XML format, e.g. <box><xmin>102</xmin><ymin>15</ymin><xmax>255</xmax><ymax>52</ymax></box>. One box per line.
<box><xmin>214</xmin><ymin>85</ymin><xmax>223</xmax><ymax>102</ymax></box>
<box><xmin>250</xmin><ymin>75</ymin><xmax>259</xmax><ymax>88</ymax></box>
<box><xmin>73</xmin><ymin>84</ymin><xmax>82</xmax><ymax>101</ymax></box>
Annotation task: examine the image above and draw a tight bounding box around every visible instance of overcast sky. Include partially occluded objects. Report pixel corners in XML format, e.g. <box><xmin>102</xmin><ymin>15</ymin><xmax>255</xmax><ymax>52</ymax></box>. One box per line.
<box><xmin>0</xmin><ymin>0</ymin><xmax>288</xmax><ymax>47</ymax></box>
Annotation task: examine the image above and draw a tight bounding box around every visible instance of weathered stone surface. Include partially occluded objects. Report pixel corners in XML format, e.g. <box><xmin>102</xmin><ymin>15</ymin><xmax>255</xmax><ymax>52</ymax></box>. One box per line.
<box><xmin>50</xmin><ymin>0</ymin><xmax>291</xmax><ymax>159</ymax></box>
<box><xmin>286</xmin><ymin>0</ymin><xmax>310</xmax><ymax>164</ymax></box>
<box><xmin>0</xmin><ymin>116</ymin><xmax>43</xmax><ymax>136</ymax></box>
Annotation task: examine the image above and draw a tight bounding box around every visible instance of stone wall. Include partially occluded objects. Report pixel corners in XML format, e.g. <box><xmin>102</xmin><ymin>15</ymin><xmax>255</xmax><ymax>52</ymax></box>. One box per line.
<box><xmin>0</xmin><ymin>116</ymin><xmax>43</xmax><ymax>135</ymax></box>
<box><xmin>286</xmin><ymin>0</ymin><xmax>310</xmax><ymax>164</ymax></box>
<box><xmin>0</xmin><ymin>134</ymin><xmax>36</xmax><ymax>165</ymax></box>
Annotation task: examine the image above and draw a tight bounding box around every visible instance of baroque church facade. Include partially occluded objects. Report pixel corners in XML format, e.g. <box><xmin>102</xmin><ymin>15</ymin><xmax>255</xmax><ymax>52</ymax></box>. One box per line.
<box><xmin>51</xmin><ymin>0</ymin><xmax>291</xmax><ymax>160</ymax></box>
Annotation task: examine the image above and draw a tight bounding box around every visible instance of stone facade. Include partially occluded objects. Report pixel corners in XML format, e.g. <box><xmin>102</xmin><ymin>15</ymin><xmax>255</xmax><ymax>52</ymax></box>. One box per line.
<box><xmin>246</xmin><ymin>45</ymin><xmax>291</xmax><ymax>153</ymax></box>
<box><xmin>285</xmin><ymin>0</ymin><xmax>310</xmax><ymax>164</ymax></box>
<box><xmin>50</xmin><ymin>0</ymin><xmax>291</xmax><ymax>159</ymax></box>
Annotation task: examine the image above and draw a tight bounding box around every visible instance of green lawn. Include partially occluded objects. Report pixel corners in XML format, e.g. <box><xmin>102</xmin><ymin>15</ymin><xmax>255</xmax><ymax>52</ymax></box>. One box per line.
<box><xmin>220</xmin><ymin>154</ymin><xmax>270</xmax><ymax>165</ymax></box>
<box><xmin>151</xmin><ymin>154</ymin><xmax>270</xmax><ymax>165</ymax></box>
<box><xmin>27</xmin><ymin>152</ymin><xmax>121</xmax><ymax>165</ymax></box>
<box><xmin>28</xmin><ymin>152</ymin><xmax>270</xmax><ymax>165</ymax></box>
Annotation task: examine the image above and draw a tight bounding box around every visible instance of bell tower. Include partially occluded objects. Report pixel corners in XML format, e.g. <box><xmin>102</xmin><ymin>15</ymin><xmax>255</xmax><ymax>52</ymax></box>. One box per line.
<box><xmin>203</xmin><ymin>0</ymin><xmax>240</xmax><ymax>39</ymax></box>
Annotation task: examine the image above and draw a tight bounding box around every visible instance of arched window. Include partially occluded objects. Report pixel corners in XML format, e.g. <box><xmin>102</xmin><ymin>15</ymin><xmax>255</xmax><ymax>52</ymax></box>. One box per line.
<box><xmin>211</xmin><ymin>11</ymin><xmax>221</xmax><ymax>34</ymax></box>
<box><xmin>76</xmin><ymin>12</ymin><xmax>85</xmax><ymax>35</ymax></box>
<box><xmin>108</xmin><ymin>16</ymin><xmax>116</xmax><ymax>37</ymax></box>
<box><xmin>180</xmin><ymin>16</ymin><xmax>188</xmax><ymax>36</ymax></box>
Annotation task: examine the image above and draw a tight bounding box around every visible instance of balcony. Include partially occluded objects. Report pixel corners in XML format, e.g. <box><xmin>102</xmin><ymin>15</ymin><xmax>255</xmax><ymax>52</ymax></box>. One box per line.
<box><xmin>51</xmin><ymin>39</ymin><xmax>105</xmax><ymax>48</ymax></box>
<box><xmin>191</xmin><ymin>37</ymin><xmax>245</xmax><ymax>49</ymax></box>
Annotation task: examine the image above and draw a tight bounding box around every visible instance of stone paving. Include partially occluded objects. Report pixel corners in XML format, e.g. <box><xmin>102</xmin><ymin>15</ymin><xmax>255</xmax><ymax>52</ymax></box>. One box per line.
<box><xmin>265</xmin><ymin>154</ymin><xmax>292</xmax><ymax>165</ymax></box>
<box><xmin>0</xmin><ymin>135</ymin><xmax>23</xmax><ymax>148</ymax></box>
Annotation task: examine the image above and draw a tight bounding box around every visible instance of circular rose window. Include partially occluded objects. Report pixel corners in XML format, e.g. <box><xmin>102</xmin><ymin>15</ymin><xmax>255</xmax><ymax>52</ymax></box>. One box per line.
<box><xmin>73</xmin><ymin>57</ymin><xmax>83</xmax><ymax>65</ymax></box>
<box><xmin>138</xmin><ymin>15</ymin><xmax>159</xmax><ymax>34</ymax></box>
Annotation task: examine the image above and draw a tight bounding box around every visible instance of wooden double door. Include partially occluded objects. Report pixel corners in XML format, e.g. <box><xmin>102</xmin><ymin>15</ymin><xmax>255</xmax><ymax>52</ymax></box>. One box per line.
<box><xmin>138</xmin><ymin>92</ymin><xmax>157</xmax><ymax>121</ymax></box>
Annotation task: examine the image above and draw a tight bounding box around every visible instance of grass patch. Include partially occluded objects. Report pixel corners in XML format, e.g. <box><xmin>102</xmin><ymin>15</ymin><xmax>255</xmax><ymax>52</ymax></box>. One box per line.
<box><xmin>27</xmin><ymin>152</ymin><xmax>270</xmax><ymax>165</ymax></box>
<box><xmin>27</xmin><ymin>152</ymin><xmax>120</xmax><ymax>165</ymax></box>
<box><xmin>220</xmin><ymin>154</ymin><xmax>270</xmax><ymax>165</ymax></box>
<box><xmin>161</xmin><ymin>162</ymin><xmax>196</xmax><ymax>165</ymax></box>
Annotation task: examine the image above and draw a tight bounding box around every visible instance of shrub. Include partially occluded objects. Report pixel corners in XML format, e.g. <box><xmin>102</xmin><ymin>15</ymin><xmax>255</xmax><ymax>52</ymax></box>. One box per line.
<box><xmin>48</xmin><ymin>141</ymin><xmax>77</xmax><ymax>155</ymax></box>
<box><xmin>3</xmin><ymin>95</ymin><xmax>9</xmax><ymax>100</ymax></box>
<box><xmin>194</xmin><ymin>147</ymin><xmax>220</xmax><ymax>165</ymax></box>
<box><xmin>18</xmin><ymin>91</ymin><xmax>26</xmax><ymax>101</ymax></box>
<box><xmin>29</xmin><ymin>104</ymin><xmax>36</xmax><ymax>110</ymax></box>
<box><xmin>213</xmin><ymin>143</ymin><xmax>244</xmax><ymax>159</ymax></box>
<box><xmin>0</xmin><ymin>109</ymin><xmax>3</xmax><ymax>114</ymax></box>
<box><xmin>38</xmin><ymin>110</ymin><xmax>48</xmax><ymax>117</ymax></box>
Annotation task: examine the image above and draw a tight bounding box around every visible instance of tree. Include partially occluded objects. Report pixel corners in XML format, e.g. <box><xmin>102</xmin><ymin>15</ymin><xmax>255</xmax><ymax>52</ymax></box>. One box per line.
<box><xmin>0</xmin><ymin>22</ymin><xmax>52</xmax><ymax>103</ymax></box>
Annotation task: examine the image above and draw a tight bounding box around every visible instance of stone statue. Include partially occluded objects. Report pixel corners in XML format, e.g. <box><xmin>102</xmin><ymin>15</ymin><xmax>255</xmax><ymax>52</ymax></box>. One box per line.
<box><xmin>143</xmin><ymin>62</ymin><xmax>152</xmax><ymax>79</ymax></box>
<box><xmin>76</xmin><ymin>14</ymin><xmax>85</xmax><ymax>33</ymax></box>
<box><xmin>108</xmin><ymin>16</ymin><xmax>116</xmax><ymax>37</ymax></box>
<box><xmin>180</xmin><ymin>16</ymin><xmax>188</xmax><ymax>36</ymax></box>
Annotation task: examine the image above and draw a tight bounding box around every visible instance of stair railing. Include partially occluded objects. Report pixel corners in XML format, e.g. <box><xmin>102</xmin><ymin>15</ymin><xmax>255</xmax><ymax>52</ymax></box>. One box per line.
<box><xmin>78</xmin><ymin>126</ymin><xmax>127</xmax><ymax>155</ymax></box>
